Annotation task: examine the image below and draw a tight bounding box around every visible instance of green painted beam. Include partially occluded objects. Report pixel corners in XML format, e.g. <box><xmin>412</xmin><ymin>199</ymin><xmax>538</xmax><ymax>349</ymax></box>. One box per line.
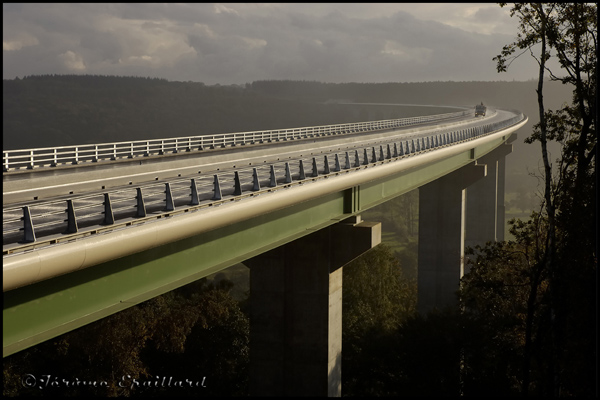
<box><xmin>3</xmin><ymin>133</ymin><xmax>513</xmax><ymax>357</ymax></box>
<box><xmin>3</xmin><ymin>191</ymin><xmax>347</xmax><ymax>357</ymax></box>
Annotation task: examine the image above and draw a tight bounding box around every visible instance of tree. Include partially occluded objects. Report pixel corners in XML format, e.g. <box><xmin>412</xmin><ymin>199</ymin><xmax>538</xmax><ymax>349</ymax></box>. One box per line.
<box><xmin>461</xmin><ymin>216</ymin><xmax>551</xmax><ymax>395</ymax></box>
<box><xmin>482</xmin><ymin>3</ymin><xmax>597</xmax><ymax>396</ymax></box>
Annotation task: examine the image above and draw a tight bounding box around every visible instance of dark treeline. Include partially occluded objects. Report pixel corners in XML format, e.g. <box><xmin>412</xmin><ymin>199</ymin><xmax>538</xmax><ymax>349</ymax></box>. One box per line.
<box><xmin>3</xmin><ymin>74</ymin><xmax>447</xmax><ymax>150</ymax></box>
<box><xmin>3</xmin><ymin>75</ymin><xmax>570</xmax><ymax>152</ymax></box>
<box><xmin>251</xmin><ymin>78</ymin><xmax>537</xmax><ymax>105</ymax></box>
<box><xmin>3</xmin><ymin>75</ymin><xmax>346</xmax><ymax>149</ymax></box>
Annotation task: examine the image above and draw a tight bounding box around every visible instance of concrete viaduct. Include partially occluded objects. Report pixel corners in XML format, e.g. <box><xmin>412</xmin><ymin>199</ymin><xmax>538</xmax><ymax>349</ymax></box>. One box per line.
<box><xmin>3</xmin><ymin>106</ymin><xmax>527</xmax><ymax>396</ymax></box>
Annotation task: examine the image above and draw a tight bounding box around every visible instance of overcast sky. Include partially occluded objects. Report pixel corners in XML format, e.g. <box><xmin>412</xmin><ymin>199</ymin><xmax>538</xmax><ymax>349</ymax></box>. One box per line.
<box><xmin>3</xmin><ymin>3</ymin><xmax>546</xmax><ymax>84</ymax></box>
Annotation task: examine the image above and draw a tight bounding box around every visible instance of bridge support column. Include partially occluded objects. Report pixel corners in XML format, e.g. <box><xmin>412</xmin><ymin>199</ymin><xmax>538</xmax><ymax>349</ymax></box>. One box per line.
<box><xmin>245</xmin><ymin>216</ymin><xmax>381</xmax><ymax>397</ymax></box>
<box><xmin>465</xmin><ymin>143</ymin><xmax>513</xmax><ymax>253</ymax></box>
<box><xmin>417</xmin><ymin>162</ymin><xmax>486</xmax><ymax>313</ymax></box>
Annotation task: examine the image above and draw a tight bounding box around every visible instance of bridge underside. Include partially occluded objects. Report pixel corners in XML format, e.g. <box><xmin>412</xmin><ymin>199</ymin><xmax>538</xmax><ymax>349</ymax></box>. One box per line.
<box><xmin>3</xmin><ymin>132</ymin><xmax>513</xmax><ymax>357</ymax></box>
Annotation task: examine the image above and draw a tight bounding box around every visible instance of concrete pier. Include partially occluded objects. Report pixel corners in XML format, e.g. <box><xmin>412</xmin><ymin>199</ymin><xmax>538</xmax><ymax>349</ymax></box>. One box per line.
<box><xmin>417</xmin><ymin>143</ymin><xmax>513</xmax><ymax>313</ymax></box>
<box><xmin>465</xmin><ymin>143</ymin><xmax>513</xmax><ymax>248</ymax></box>
<box><xmin>246</xmin><ymin>217</ymin><xmax>381</xmax><ymax>396</ymax></box>
<box><xmin>417</xmin><ymin>162</ymin><xmax>486</xmax><ymax>313</ymax></box>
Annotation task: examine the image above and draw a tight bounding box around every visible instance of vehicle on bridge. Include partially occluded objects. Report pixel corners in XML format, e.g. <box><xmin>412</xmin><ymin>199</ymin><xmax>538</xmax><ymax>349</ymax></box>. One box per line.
<box><xmin>475</xmin><ymin>102</ymin><xmax>486</xmax><ymax>117</ymax></box>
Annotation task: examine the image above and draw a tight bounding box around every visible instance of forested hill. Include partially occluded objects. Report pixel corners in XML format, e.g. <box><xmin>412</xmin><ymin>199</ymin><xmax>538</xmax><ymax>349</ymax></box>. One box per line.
<box><xmin>3</xmin><ymin>75</ymin><xmax>571</xmax><ymax>151</ymax></box>
<box><xmin>250</xmin><ymin>79</ymin><xmax>536</xmax><ymax>106</ymax></box>
<box><xmin>3</xmin><ymin>75</ymin><xmax>366</xmax><ymax>150</ymax></box>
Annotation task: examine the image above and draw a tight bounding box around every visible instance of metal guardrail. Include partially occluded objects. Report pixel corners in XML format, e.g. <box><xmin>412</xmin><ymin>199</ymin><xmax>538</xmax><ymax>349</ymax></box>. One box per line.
<box><xmin>3</xmin><ymin>112</ymin><xmax>525</xmax><ymax>254</ymax></box>
<box><xmin>2</xmin><ymin>110</ymin><xmax>471</xmax><ymax>172</ymax></box>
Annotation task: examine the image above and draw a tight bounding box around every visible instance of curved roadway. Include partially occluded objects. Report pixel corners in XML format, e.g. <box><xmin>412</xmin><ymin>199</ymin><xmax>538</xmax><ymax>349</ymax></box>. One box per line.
<box><xmin>3</xmin><ymin>108</ymin><xmax>520</xmax><ymax>254</ymax></box>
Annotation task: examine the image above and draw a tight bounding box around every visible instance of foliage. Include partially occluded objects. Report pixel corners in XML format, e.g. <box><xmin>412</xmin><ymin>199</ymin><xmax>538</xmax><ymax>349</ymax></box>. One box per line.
<box><xmin>461</xmin><ymin>215</ymin><xmax>550</xmax><ymax>395</ymax></box>
<box><xmin>2</xmin><ymin>278</ymin><xmax>249</xmax><ymax>397</ymax></box>
<box><xmin>362</xmin><ymin>190</ymin><xmax>419</xmax><ymax>278</ymax></box>
<box><xmin>342</xmin><ymin>308</ymin><xmax>469</xmax><ymax>397</ymax></box>
<box><xmin>474</xmin><ymin>3</ymin><xmax>598</xmax><ymax>396</ymax></box>
<box><xmin>342</xmin><ymin>243</ymin><xmax>417</xmax><ymax>395</ymax></box>
<box><xmin>140</xmin><ymin>279</ymin><xmax>250</xmax><ymax>397</ymax></box>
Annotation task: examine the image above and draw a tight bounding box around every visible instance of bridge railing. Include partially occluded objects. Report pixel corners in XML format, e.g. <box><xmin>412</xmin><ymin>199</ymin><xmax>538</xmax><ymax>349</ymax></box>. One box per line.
<box><xmin>3</xmin><ymin>111</ymin><xmax>526</xmax><ymax>253</ymax></box>
<box><xmin>3</xmin><ymin>110</ymin><xmax>471</xmax><ymax>172</ymax></box>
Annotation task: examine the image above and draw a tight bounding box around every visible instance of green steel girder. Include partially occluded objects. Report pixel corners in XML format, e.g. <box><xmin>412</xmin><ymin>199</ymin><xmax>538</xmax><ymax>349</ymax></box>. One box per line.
<box><xmin>3</xmin><ymin>134</ymin><xmax>513</xmax><ymax>357</ymax></box>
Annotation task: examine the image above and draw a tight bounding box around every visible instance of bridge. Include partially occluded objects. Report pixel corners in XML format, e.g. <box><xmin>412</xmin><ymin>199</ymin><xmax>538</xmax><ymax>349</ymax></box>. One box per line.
<box><xmin>3</xmin><ymin>106</ymin><xmax>527</xmax><ymax>396</ymax></box>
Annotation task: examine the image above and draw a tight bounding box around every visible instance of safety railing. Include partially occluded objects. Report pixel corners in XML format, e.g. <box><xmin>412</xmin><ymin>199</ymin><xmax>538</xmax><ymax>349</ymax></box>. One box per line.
<box><xmin>2</xmin><ymin>110</ymin><xmax>471</xmax><ymax>172</ymax></box>
<box><xmin>3</xmin><ymin>111</ymin><xmax>525</xmax><ymax>254</ymax></box>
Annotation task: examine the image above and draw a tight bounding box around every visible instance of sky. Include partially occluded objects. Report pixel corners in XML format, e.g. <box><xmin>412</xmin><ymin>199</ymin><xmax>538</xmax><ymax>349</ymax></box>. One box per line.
<box><xmin>3</xmin><ymin>3</ymin><xmax>547</xmax><ymax>85</ymax></box>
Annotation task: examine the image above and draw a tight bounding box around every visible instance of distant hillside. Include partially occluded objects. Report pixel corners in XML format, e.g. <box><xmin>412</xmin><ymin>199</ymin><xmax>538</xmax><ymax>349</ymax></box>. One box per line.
<box><xmin>3</xmin><ymin>75</ymin><xmax>444</xmax><ymax>150</ymax></box>
<box><xmin>4</xmin><ymin>75</ymin><xmax>571</xmax><ymax>152</ymax></box>
<box><xmin>248</xmin><ymin>79</ymin><xmax>571</xmax><ymax>111</ymax></box>
<box><xmin>4</xmin><ymin>75</ymin><xmax>573</xmax><ymax>204</ymax></box>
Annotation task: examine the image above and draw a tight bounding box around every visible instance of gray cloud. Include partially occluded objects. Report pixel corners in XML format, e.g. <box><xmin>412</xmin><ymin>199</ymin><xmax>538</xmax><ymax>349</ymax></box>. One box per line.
<box><xmin>3</xmin><ymin>3</ymin><xmax>549</xmax><ymax>84</ymax></box>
